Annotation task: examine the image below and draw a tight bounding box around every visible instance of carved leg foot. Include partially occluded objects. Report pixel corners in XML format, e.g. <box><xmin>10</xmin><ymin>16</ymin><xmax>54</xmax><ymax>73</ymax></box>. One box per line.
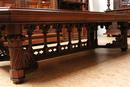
<box><xmin>10</xmin><ymin>69</ymin><xmax>25</xmax><ymax>84</ymax></box>
<box><xmin>13</xmin><ymin>78</ymin><xmax>25</xmax><ymax>84</ymax></box>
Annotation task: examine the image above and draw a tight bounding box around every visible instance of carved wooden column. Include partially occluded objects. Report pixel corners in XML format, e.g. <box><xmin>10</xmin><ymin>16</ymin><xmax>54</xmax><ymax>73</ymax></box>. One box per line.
<box><xmin>6</xmin><ymin>24</ymin><xmax>25</xmax><ymax>84</ymax></box>
<box><xmin>118</xmin><ymin>22</ymin><xmax>128</xmax><ymax>51</ymax></box>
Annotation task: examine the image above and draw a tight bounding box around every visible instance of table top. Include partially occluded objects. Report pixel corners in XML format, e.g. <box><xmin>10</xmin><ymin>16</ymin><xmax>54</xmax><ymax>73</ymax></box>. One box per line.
<box><xmin>0</xmin><ymin>8</ymin><xmax>130</xmax><ymax>23</ymax></box>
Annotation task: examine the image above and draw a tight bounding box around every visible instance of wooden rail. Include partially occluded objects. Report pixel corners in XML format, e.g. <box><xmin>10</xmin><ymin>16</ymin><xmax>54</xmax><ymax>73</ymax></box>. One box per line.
<box><xmin>0</xmin><ymin>8</ymin><xmax>129</xmax><ymax>84</ymax></box>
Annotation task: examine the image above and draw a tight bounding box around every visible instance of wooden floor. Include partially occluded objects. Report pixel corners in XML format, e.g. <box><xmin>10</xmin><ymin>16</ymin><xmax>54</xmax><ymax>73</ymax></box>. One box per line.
<box><xmin>0</xmin><ymin>37</ymin><xmax>130</xmax><ymax>87</ymax></box>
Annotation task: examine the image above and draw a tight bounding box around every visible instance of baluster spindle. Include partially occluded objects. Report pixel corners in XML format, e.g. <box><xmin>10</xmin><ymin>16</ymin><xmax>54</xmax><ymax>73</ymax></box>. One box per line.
<box><xmin>24</xmin><ymin>24</ymin><xmax>38</xmax><ymax>72</ymax></box>
<box><xmin>86</xmin><ymin>24</ymin><xmax>89</xmax><ymax>48</ymax></box>
<box><xmin>66</xmin><ymin>24</ymin><xmax>73</xmax><ymax>50</ymax></box>
<box><xmin>77</xmin><ymin>24</ymin><xmax>82</xmax><ymax>48</ymax></box>
<box><xmin>26</xmin><ymin>24</ymin><xmax>36</xmax><ymax>57</ymax></box>
<box><xmin>40</xmin><ymin>24</ymin><xmax>50</xmax><ymax>56</ymax></box>
<box><xmin>54</xmin><ymin>24</ymin><xmax>62</xmax><ymax>53</ymax></box>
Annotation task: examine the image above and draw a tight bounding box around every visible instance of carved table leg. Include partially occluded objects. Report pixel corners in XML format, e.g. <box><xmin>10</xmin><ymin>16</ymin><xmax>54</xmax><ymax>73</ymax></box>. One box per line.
<box><xmin>6</xmin><ymin>24</ymin><xmax>26</xmax><ymax>84</ymax></box>
<box><xmin>119</xmin><ymin>22</ymin><xmax>128</xmax><ymax>51</ymax></box>
<box><xmin>87</xmin><ymin>23</ymin><xmax>96</xmax><ymax>49</ymax></box>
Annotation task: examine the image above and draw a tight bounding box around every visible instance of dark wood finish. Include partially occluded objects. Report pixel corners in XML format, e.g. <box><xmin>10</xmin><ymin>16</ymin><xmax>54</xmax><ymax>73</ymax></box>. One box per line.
<box><xmin>55</xmin><ymin>24</ymin><xmax>62</xmax><ymax>53</ymax></box>
<box><xmin>41</xmin><ymin>24</ymin><xmax>50</xmax><ymax>56</ymax></box>
<box><xmin>0</xmin><ymin>8</ymin><xmax>130</xmax><ymax>84</ymax></box>
<box><xmin>6</xmin><ymin>24</ymin><xmax>25</xmax><ymax>84</ymax></box>
<box><xmin>119</xmin><ymin>22</ymin><xmax>128</xmax><ymax>51</ymax></box>
<box><xmin>0</xmin><ymin>0</ymin><xmax>86</xmax><ymax>44</ymax></box>
<box><xmin>77</xmin><ymin>24</ymin><xmax>82</xmax><ymax>48</ymax></box>
<box><xmin>67</xmin><ymin>24</ymin><xmax>73</xmax><ymax>50</ymax></box>
<box><xmin>87</xmin><ymin>23</ymin><xmax>96</xmax><ymax>49</ymax></box>
<box><xmin>1</xmin><ymin>9</ymin><xmax>130</xmax><ymax>23</ymax></box>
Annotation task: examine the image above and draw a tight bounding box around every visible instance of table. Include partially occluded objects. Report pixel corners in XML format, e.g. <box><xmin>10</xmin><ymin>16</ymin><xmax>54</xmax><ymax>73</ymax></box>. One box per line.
<box><xmin>0</xmin><ymin>8</ymin><xmax>129</xmax><ymax>84</ymax></box>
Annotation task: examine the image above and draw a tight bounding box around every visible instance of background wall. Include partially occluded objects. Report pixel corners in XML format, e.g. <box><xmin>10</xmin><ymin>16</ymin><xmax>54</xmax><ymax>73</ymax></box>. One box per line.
<box><xmin>89</xmin><ymin>0</ymin><xmax>113</xmax><ymax>12</ymax></box>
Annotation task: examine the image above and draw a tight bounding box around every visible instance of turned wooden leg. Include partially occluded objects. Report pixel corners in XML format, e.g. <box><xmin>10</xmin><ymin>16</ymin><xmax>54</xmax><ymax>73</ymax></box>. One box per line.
<box><xmin>87</xmin><ymin>23</ymin><xmax>96</xmax><ymax>49</ymax></box>
<box><xmin>119</xmin><ymin>22</ymin><xmax>128</xmax><ymax>51</ymax></box>
<box><xmin>6</xmin><ymin>24</ymin><xmax>26</xmax><ymax>84</ymax></box>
